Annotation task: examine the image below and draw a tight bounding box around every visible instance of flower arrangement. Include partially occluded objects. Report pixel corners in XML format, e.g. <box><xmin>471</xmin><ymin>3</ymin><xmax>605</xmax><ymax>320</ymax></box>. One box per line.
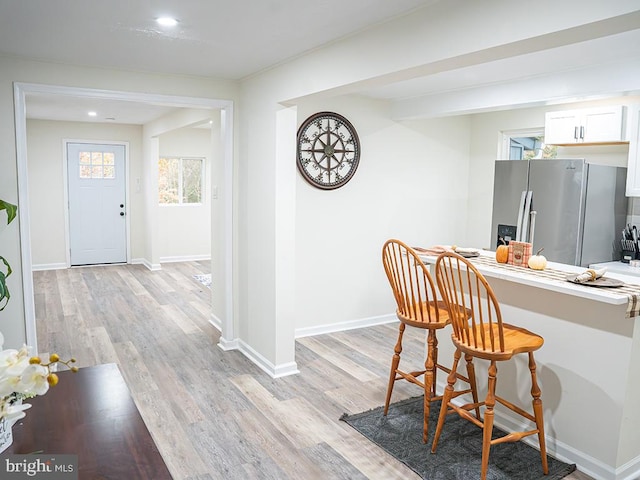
<box><xmin>0</xmin><ymin>332</ymin><xmax>77</xmax><ymax>423</ymax></box>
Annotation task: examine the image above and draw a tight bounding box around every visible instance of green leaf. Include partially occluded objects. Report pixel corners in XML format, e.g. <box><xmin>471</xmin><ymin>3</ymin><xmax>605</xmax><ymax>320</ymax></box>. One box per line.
<box><xmin>0</xmin><ymin>256</ymin><xmax>11</xmax><ymax>311</ymax></box>
<box><xmin>0</xmin><ymin>199</ymin><xmax>17</xmax><ymax>225</ymax></box>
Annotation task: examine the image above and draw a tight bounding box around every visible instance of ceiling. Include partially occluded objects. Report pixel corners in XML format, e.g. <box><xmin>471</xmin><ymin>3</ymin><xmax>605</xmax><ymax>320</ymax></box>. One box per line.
<box><xmin>2</xmin><ymin>1</ymin><xmax>639</xmax><ymax>124</ymax></box>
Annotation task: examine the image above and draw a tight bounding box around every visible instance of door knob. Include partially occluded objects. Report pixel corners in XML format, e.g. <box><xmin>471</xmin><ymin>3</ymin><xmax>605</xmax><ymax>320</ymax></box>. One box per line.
<box><xmin>120</xmin><ymin>212</ymin><xmax>125</xmax><ymax>216</ymax></box>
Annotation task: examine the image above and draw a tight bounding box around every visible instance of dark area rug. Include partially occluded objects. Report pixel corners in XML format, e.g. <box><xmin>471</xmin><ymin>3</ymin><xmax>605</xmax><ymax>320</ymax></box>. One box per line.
<box><xmin>340</xmin><ymin>396</ymin><xmax>576</xmax><ymax>480</ymax></box>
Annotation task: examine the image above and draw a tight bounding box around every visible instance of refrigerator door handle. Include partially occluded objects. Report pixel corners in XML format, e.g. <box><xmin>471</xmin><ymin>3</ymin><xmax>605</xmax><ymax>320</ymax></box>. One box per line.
<box><xmin>521</xmin><ymin>191</ymin><xmax>533</xmax><ymax>243</ymax></box>
<box><xmin>516</xmin><ymin>190</ymin><xmax>527</xmax><ymax>242</ymax></box>
<box><xmin>529</xmin><ymin>210</ymin><xmax>537</xmax><ymax>246</ymax></box>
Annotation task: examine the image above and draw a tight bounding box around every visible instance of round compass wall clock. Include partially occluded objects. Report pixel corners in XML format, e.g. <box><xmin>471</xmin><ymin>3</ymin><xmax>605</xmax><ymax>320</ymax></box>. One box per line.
<box><xmin>296</xmin><ymin>111</ymin><xmax>361</xmax><ymax>190</ymax></box>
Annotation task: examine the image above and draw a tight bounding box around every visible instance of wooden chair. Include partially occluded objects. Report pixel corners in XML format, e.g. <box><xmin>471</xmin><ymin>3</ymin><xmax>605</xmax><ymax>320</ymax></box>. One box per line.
<box><xmin>381</xmin><ymin>239</ymin><xmax>479</xmax><ymax>443</ymax></box>
<box><xmin>432</xmin><ymin>252</ymin><xmax>548</xmax><ymax>479</ymax></box>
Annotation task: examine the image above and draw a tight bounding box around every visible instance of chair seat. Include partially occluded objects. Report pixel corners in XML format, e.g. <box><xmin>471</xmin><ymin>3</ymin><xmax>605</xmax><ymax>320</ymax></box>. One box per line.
<box><xmin>398</xmin><ymin>300</ymin><xmax>451</xmax><ymax>329</ymax></box>
<box><xmin>454</xmin><ymin>322</ymin><xmax>544</xmax><ymax>361</ymax></box>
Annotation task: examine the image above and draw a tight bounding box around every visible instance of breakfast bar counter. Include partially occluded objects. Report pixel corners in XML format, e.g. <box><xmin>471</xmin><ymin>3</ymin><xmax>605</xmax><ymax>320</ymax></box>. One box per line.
<box><xmin>419</xmin><ymin>250</ymin><xmax>640</xmax><ymax>480</ymax></box>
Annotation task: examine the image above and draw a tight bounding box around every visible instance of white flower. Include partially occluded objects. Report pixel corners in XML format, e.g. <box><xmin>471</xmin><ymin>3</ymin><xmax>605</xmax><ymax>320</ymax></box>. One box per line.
<box><xmin>16</xmin><ymin>364</ymin><xmax>50</xmax><ymax>396</ymax></box>
<box><xmin>0</xmin><ymin>332</ymin><xmax>74</xmax><ymax>421</ymax></box>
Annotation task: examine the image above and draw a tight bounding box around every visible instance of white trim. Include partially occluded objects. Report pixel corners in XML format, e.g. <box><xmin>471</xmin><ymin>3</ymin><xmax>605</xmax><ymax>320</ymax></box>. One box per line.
<box><xmin>13</xmin><ymin>82</ymin><xmax>235</xmax><ymax>354</ymax></box>
<box><xmin>237</xmin><ymin>339</ymin><xmax>299</xmax><ymax>378</ymax></box>
<box><xmin>159</xmin><ymin>254</ymin><xmax>211</xmax><ymax>263</ymax></box>
<box><xmin>209</xmin><ymin>312</ymin><xmax>222</xmax><ymax>332</ymax></box>
<box><xmin>219</xmin><ymin>106</ymin><xmax>236</xmax><ymax>346</ymax></box>
<box><xmin>498</xmin><ymin>127</ymin><xmax>545</xmax><ymax>160</ymax></box>
<box><xmin>13</xmin><ymin>84</ymin><xmax>37</xmax><ymax>350</ymax></box>
<box><xmin>295</xmin><ymin>314</ymin><xmax>397</xmax><ymax>338</ymax></box>
<box><xmin>32</xmin><ymin>263</ymin><xmax>67</xmax><ymax>272</ymax></box>
<box><xmin>217</xmin><ymin>337</ymin><xmax>240</xmax><ymax>351</ymax></box>
<box><xmin>131</xmin><ymin>258</ymin><xmax>161</xmax><ymax>271</ymax></box>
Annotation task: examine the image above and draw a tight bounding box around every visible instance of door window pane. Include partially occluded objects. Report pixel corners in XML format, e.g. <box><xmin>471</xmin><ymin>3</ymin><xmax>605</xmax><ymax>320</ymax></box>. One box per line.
<box><xmin>79</xmin><ymin>150</ymin><xmax>117</xmax><ymax>179</ymax></box>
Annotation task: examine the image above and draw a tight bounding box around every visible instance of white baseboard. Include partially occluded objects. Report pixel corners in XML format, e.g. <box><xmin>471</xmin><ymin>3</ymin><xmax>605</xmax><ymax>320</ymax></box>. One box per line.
<box><xmin>131</xmin><ymin>258</ymin><xmax>161</xmax><ymax>271</ymax></box>
<box><xmin>32</xmin><ymin>262</ymin><xmax>67</xmax><ymax>271</ymax></box>
<box><xmin>217</xmin><ymin>315</ymin><xmax>395</xmax><ymax>379</ymax></box>
<box><xmin>209</xmin><ymin>313</ymin><xmax>222</xmax><ymax>332</ymax></box>
<box><xmin>217</xmin><ymin>337</ymin><xmax>239</xmax><ymax>351</ymax></box>
<box><xmin>295</xmin><ymin>313</ymin><xmax>397</xmax><ymax>338</ymax></box>
<box><xmin>237</xmin><ymin>339</ymin><xmax>299</xmax><ymax>379</ymax></box>
<box><xmin>160</xmin><ymin>254</ymin><xmax>211</xmax><ymax>263</ymax></box>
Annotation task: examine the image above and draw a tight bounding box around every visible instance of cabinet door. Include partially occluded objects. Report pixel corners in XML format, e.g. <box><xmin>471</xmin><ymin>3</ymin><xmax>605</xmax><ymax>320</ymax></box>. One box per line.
<box><xmin>544</xmin><ymin>110</ymin><xmax>581</xmax><ymax>144</ymax></box>
<box><xmin>582</xmin><ymin>106</ymin><xmax>624</xmax><ymax>143</ymax></box>
<box><xmin>625</xmin><ymin>105</ymin><xmax>640</xmax><ymax>196</ymax></box>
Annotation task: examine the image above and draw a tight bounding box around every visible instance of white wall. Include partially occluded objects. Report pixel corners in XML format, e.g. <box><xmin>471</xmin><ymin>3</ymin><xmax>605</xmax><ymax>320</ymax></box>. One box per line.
<box><xmin>158</xmin><ymin>127</ymin><xmax>212</xmax><ymax>261</ymax></box>
<box><xmin>26</xmin><ymin>120</ymin><xmax>144</xmax><ymax>268</ymax></box>
<box><xmin>294</xmin><ymin>95</ymin><xmax>472</xmax><ymax>332</ymax></box>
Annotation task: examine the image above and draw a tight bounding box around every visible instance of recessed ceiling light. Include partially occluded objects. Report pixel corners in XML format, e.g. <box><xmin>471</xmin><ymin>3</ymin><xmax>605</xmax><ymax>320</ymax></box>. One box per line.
<box><xmin>157</xmin><ymin>17</ymin><xmax>178</xmax><ymax>27</ymax></box>
<box><xmin>88</xmin><ymin>111</ymin><xmax>97</xmax><ymax>117</ymax></box>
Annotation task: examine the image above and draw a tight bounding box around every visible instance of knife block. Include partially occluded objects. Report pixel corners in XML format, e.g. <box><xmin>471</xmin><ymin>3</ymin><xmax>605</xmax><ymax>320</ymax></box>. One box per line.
<box><xmin>508</xmin><ymin>241</ymin><xmax>532</xmax><ymax>267</ymax></box>
<box><xmin>621</xmin><ymin>249</ymin><xmax>636</xmax><ymax>263</ymax></box>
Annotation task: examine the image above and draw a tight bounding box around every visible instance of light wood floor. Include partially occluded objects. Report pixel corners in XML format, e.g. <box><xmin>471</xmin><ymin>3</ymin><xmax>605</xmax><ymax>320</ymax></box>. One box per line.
<box><xmin>34</xmin><ymin>262</ymin><xmax>594</xmax><ymax>480</ymax></box>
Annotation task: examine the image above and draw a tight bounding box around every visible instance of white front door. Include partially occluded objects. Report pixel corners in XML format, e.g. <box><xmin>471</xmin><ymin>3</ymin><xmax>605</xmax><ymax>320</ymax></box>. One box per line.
<box><xmin>67</xmin><ymin>142</ymin><xmax>127</xmax><ymax>266</ymax></box>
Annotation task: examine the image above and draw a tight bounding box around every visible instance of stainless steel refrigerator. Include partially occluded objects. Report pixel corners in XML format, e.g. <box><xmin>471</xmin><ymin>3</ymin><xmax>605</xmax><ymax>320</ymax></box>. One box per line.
<box><xmin>490</xmin><ymin>158</ymin><xmax>627</xmax><ymax>266</ymax></box>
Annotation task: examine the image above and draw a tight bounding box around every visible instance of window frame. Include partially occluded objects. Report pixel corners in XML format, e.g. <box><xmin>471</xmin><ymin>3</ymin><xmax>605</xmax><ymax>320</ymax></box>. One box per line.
<box><xmin>158</xmin><ymin>156</ymin><xmax>206</xmax><ymax>206</ymax></box>
<box><xmin>499</xmin><ymin>128</ymin><xmax>557</xmax><ymax>160</ymax></box>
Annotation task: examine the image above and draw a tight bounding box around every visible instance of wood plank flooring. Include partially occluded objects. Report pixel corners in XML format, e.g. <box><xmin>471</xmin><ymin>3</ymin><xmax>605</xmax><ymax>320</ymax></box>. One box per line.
<box><xmin>34</xmin><ymin>262</ymin><xmax>594</xmax><ymax>480</ymax></box>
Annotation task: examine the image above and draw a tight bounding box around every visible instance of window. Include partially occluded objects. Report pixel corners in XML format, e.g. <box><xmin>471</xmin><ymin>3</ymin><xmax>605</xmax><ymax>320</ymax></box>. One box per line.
<box><xmin>158</xmin><ymin>157</ymin><xmax>204</xmax><ymax>204</ymax></box>
<box><xmin>500</xmin><ymin>129</ymin><xmax>557</xmax><ymax>160</ymax></box>
<box><xmin>79</xmin><ymin>150</ymin><xmax>115</xmax><ymax>179</ymax></box>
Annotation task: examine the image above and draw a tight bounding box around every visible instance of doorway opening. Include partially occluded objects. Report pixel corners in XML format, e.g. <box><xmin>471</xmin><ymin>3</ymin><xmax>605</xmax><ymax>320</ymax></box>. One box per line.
<box><xmin>14</xmin><ymin>82</ymin><xmax>235</xmax><ymax>352</ymax></box>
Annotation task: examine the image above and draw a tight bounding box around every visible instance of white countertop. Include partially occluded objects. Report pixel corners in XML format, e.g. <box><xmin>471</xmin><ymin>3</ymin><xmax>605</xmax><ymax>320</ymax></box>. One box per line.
<box><xmin>589</xmin><ymin>260</ymin><xmax>640</xmax><ymax>277</ymax></box>
<box><xmin>419</xmin><ymin>249</ymin><xmax>640</xmax><ymax>307</ymax></box>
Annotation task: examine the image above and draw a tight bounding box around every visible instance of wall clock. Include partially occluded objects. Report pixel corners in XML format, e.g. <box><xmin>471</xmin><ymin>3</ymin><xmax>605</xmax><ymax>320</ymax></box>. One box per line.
<box><xmin>296</xmin><ymin>111</ymin><xmax>360</xmax><ymax>190</ymax></box>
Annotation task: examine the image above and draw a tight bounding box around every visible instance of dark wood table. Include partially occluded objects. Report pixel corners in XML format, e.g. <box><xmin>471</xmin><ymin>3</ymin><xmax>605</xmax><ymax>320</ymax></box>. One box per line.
<box><xmin>3</xmin><ymin>363</ymin><xmax>172</xmax><ymax>479</ymax></box>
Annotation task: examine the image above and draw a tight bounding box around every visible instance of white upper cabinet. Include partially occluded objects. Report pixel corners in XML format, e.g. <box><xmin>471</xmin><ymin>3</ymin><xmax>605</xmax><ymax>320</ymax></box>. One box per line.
<box><xmin>545</xmin><ymin>106</ymin><xmax>626</xmax><ymax>145</ymax></box>
<box><xmin>625</xmin><ymin>105</ymin><xmax>640</xmax><ymax>196</ymax></box>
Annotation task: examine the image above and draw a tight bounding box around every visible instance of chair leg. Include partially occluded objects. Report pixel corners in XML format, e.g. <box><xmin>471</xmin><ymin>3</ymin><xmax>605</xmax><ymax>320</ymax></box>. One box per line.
<box><xmin>529</xmin><ymin>352</ymin><xmax>549</xmax><ymax>475</ymax></box>
<box><xmin>464</xmin><ymin>353</ymin><xmax>481</xmax><ymax>420</ymax></box>
<box><xmin>431</xmin><ymin>331</ymin><xmax>438</xmax><ymax>397</ymax></box>
<box><xmin>423</xmin><ymin>330</ymin><xmax>438</xmax><ymax>443</ymax></box>
<box><xmin>384</xmin><ymin>323</ymin><xmax>405</xmax><ymax>415</ymax></box>
<box><xmin>431</xmin><ymin>348</ymin><xmax>461</xmax><ymax>453</ymax></box>
<box><xmin>480</xmin><ymin>361</ymin><xmax>497</xmax><ymax>480</ymax></box>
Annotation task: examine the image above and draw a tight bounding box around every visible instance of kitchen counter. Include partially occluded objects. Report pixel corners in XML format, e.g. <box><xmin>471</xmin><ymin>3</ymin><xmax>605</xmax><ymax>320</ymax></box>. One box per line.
<box><xmin>589</xmin><ymin>260</ymin><xmax>640</xmax><ymax>277</ymax></box>
<box><xmin>420</xmin><ymin>250</ymin><xmax>640</xmax><ymax>315</ymax></box>
<box><xmin>418</xmin><ymin>248</ymin><xmax>640</xmax><ymax>480</ymax></box>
